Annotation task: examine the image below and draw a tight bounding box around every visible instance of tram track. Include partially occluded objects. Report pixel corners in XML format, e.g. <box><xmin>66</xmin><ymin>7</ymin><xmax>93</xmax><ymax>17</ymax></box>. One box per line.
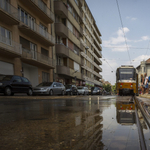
<box><xmin>134</xmin><ymin>96</ymin><xmax>150</xmax><ymax>150</ymax></box>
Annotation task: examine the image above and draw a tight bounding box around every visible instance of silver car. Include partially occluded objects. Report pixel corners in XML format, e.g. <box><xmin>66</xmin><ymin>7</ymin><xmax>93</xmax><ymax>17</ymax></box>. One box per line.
<box><xmin>77</xmin><ymin>86</ymin><xmax>89</xmax><ymax>95</ymax></box>
<box><xmin>33</xmin><ymin>82</ymin><xmax>65</xmax><ymax>96</ymax></box>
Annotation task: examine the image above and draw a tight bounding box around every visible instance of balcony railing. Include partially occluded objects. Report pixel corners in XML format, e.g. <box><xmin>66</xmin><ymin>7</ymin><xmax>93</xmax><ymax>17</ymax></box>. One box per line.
<box><xmin>31</xmin><ymin>0</ymin><xmax>54</xmax><ymax>22</ymax></box>
<box><xmin>19</xmin><ymin>17</ymin><xmax>55</xmax><ymax>44</ymax></box>
<box><xmin>0</xmin><ymin>0</ymin><xmax>19</xmax><ymax>21</ymax></box>
<box><xmin>0</xmin><ymin>34</ymin><xmax>22</xmax><ymax>54</ymax></box>
<box><xmin>22</xmin><ymin>48</ymin><xmax>55</xmax><ymax>67</ymax></box>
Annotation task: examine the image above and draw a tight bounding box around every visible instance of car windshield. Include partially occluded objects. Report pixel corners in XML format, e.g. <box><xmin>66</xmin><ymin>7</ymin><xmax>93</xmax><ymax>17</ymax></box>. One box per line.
<box><xmin>78</xmin><ymin>86</ymin><xmax>83</xmax><ymax>89</ymax></box>
<box><xmin>65</xmin><ymin>85</ymin><xmax>72</xmax><ymax>89</ymax></box>
<box><xmin>1</xmin><ymin>75</ymin><xmax>13</xmax><ymax>81</ymax></box>
<box><xmin>37</xmin><ymin>82</ymin><xmax>53</xmax><ymax>87</ymax></box>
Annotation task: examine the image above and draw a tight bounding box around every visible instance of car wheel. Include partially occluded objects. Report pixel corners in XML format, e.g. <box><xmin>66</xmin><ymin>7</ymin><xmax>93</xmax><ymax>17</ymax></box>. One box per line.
<box><xmin>70</xmin><ymin>91</ymin><xmax>73</xmax><ymax>96</ymax></box>
<box><xmin>27</xmin><ymin>88</ymin><xmax>33</xmax><ymax>96</ymax></box>
<box><xmin>49</xmin><ymin>90</ymin><xmax>53</xmax><ymax>96</ymax></box>
<box><xmin>5</xmin><ymin>87</ymin><xmax>12</xmax><ymax>96</ymax></box>
<box><xmin>62</xmin><ymin>90</ymin><xmax>65</xmax><ymax>96</ymax></box>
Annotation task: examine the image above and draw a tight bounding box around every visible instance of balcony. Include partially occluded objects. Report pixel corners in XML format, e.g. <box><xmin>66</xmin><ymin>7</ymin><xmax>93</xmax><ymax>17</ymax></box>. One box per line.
<box><xmin>18</xmin><ymin>0</ymin><xmax>54</xmax><ymax>23</ymax></box>
<box><xmin>18</xmin><ymin>19</ymin><xmax>55</xmax><ymax>46</ymax></box>
<box><xmin>57</xmin><ymin>65</ymin><xmax>82</xmax><ymax>79</ymax></box>
<box><xmin>54</xmin><ymin>1</ymin><xmax>68</xmax><ymax>18</ymax></box>
<box><xmin>55</xmin><ymin>23</ymin><xmax>68</xmax><ymax>38</ymax></box>
<box><xmin>22</xmin><ymin>48</ymin><xmax>55</xmax><ymax>69</ymax></box>
<box><xmin>0</xmin><ymin>35</ymin><xmax>22</xmax><ymax>57</ymax></box>
<box><xmin>0</xmin><ymin>1</ymin><xmax>19</xmax><ymax>25</ymax></box>
<box><xmin>55</xmin><ymin>44</ymin><xmax>81</xmax><ymax>64</ymax></box>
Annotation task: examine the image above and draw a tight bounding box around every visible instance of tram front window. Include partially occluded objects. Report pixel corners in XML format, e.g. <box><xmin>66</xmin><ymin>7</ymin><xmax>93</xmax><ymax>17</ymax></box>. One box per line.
<box><xmin>119</xmin><ymin>68</ymin><xmax>135</xmax><ymax>80</ymax></box>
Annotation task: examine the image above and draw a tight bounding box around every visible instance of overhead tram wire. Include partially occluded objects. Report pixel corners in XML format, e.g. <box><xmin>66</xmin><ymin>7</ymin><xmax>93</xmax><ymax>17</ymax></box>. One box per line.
<box><xmin>116</xmin><ymin>0</ymin><xmax>132</xmax><ymax>64</ymax></box>
<box><xmin>103</xmin><ymin>46</ymin><xmax>149</xmax><ymax>50</ymax></box>
<box><xmin>102</xmin><ymin>54</ymin><xmax>115</xmax><ymax>72</ymax></box>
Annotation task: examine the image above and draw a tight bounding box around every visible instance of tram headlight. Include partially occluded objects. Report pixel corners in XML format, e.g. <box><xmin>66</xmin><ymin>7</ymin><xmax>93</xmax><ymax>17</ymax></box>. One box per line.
<box><xmin>120</xmin><ymin>85</ymin><xmax>122</xmax><ymax>87</ymax></box>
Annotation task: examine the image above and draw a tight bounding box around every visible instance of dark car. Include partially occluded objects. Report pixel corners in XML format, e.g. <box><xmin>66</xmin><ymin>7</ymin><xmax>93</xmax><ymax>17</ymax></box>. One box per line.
<box><xmin>0</xmin><ymin>75</ymin><xmax>33</xmax><ymax>96</ymax></box>
<box><xmin>33</xmin><ymin>82</ymin><xmax>66</xmax><ymax>96</ymax></box>
<box><xmin>91</xmin><ymin>87</ymin><xmax>102</xmax><ymax>95</ymax></box>
<box><xmin>65</xmin><ymin>84</ymin><xmax>78</xmax><ymax>95</ymax></box>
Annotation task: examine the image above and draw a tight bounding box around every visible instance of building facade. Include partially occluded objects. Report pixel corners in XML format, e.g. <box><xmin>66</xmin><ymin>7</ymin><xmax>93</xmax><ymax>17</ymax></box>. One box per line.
<box><xmin>0</xmin><ymin>0</ymin><xmax>102</xmax><ymax>87</ymax></box>
<box><xmin>0</xmin><ymin>0</ymin><xmax>55</xmax><ymax>86</ymax></box>
<box><xmin>136</xmin><ymin>59</ymin><xmax>150</xmax><ymax>86</ymax></box>
<box><xmin>54</xmin><ymin>0</ymin><xmax>102</xmax><ymax>87</ymax></box>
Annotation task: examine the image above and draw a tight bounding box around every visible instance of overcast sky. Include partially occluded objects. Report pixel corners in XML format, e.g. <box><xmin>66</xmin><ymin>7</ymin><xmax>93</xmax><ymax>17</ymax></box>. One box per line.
<box><xmin>86</xmin><ymin>0</ymin><xmax>150</xmax><ymax>85</ymax></box>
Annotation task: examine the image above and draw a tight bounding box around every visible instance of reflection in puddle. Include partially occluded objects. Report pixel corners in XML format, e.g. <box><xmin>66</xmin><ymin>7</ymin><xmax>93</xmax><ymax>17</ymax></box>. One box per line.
<box><xmin>1</xmin><ymin>97</ymin><xmax>150</xmax><ymax>150</ymax></box>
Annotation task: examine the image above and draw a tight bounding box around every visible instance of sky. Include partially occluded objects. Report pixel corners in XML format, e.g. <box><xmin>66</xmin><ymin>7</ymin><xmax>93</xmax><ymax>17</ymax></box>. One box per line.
<box><xmin>86</xmin><ymin>0</ymin><xmax>150</xmax><ymax>85</ymax></box>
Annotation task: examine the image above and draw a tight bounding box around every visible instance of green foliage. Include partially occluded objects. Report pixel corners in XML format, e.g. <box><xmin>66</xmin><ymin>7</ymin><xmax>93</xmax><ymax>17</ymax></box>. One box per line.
<box><xmin>111</xmin><ymin>84</ymin><xmax>116</xmax><ymax>94</ymax></box>
<box><xmin>103</xmin><ymin>84</ymin><xmax>111</xmax><ymax>92</ymax></box>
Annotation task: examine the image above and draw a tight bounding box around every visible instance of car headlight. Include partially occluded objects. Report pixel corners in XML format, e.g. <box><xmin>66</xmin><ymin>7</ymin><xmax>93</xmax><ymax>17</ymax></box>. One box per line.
<box><xmin>0</xmin><ymin>83</ymin><xmax>3</xmax><ymax>86</ymax></box>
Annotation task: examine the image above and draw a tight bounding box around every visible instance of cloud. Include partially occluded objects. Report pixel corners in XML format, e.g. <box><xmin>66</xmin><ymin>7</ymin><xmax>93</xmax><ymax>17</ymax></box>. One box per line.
<box><xmin>141</xmin><ymin>36</ymin><xmax>150</xmax><ymax>41</ymax></box>
<box><xmin>126</xmin><ymin>16</ymin><xmax>137</xmax><ymax>21</ymax></box>
<box><xmin>103</xmin><ymin>28</ymin><xmax>150</xmax><ymax>51</ymax></box>
<box><xmin>126</xmin><ymin>55</ymin><xmax>150</xmax><ymax>68</ymax></box>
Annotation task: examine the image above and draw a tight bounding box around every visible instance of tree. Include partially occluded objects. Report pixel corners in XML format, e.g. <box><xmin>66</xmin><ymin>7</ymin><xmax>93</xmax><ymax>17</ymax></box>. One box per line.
<box><xmin>103</xmin><ymin>84</ymin><xmax>111</xmax><ymax>92</ymax></box>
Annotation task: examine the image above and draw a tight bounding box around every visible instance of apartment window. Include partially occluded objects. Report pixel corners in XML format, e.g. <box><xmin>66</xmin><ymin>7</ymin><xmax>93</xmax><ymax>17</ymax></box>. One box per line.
<box><xmin>30</xmin><ymin>42</ymin><xmax>37</xmax><ymax>59</ymax></box>
<box><xmin>38</xmin><ymin>0</ymin><xmax>46</xmax><ymax>13</ymax></box>
<box><xmin>85</xmin><ymin>49</ymin><xmax>87</xmax><ymax>54</ymax></box>
<box><xmin>0</xmin><ymin>26</ymin><xmax>11</xmax><ymax>45</ymax></box>
<box><xmin>18</xmin><ymin>7</ymin><xmax>35</xmax><ymax>29</ymax></box>
<box><xmin>85</xmin><ymin>59</ymin><xmax>87</xmax><ymax>65</ymax></box>
<box><xmin>39</xmin><ymin>23</ymin><xmax>47</xmax><ymax>37</ymax></box>
<box><xmin>57</xmin><ymin>56</ymin><xmax>61</xmax><ymax>65</ymax></box>
<box><xmin>41</xmin><ymin>48</ymin><xmax>49</xmax><ymax>56</ymax></box>
<box><xmin>0</xmin><ymin>0</ymin><xmax>10</xmax><ymax>12</ymax></box>
<box><xmin>42</xmin><ymin>72</ymin><xmax>50</xmax><ymax>82</ymax></box>
<box><xmin>74</xmin><ymin>62</ymin><xmax>80</xmax><ymax>72</ymax></box>
<box><xmin>74</xmin><ymin>0</ymin><xmax>78</xmax><ymax>6</ymax></box>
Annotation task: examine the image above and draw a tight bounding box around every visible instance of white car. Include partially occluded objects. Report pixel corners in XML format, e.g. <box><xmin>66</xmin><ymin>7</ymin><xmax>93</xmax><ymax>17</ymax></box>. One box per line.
<box><xmin>77</xmin><ymin>86</ymin><xmax>89</xmax><ymax>95</ymax></box>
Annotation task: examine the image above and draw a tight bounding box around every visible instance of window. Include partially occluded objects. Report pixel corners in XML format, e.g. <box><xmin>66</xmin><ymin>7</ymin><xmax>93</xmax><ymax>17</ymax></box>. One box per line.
<box><xmin>18</xmin><ymin>7</ymin><xmax>35</xmax><ymax>29</ymax></box>
<box><xmin>42</xmin><ymin>72</ymin><xmax>50</xmax><ymax>82</ymax></box>
<box><xmin>0</xmin><ymin>26</ymin><xmax>11</xmax><ymax>45</ymax></box>
<box><xmin>13</xmin><ymin>76</ymin><xmax>22</xmax><ymax>83</ymax></box>
<box><xmin>39</xmin><ymin>23</ymin><xmax>48</xmax><ymax>37</ymax></box>
<box><xmin>41</xmin><ymin>48</ymin><xmax>49</xmax><ymax>56</ymax></box>
<box><xmin>57</xmin><ymin>56</ymin><xmax>61</xmax><ymax>65</ymax></box>
<box><xmin>74</xmin><ymin>62</ymin><xmax>80</xmax><ymax>72</ymax></box>
<box><xmin>38</xmin><ymin>0</ymin><xmax>46</xmax><ymax>13</ymax></box>
<box><xmin>22</xmin><ymin>77</ymin><xmax>29</xmax><ymax>83</ymax></box>
<box><xmin>74</xmin><ymin>0</ymin><xmax>78</xmax><ymax>6</ymax></box>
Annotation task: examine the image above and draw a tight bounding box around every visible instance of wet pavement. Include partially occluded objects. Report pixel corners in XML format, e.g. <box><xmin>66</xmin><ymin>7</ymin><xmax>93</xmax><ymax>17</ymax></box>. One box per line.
<box><xmin>0</xmin><ymin>95</ymin><xmax>150</xmax><ymax>150</ymax></box>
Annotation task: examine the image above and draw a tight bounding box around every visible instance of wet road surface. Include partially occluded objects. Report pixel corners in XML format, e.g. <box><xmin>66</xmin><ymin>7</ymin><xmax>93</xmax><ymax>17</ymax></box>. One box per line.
<box><xmin>0</xmin><ymin>95</ymin><xmax>150</xmax><ymax>150</ymax></box>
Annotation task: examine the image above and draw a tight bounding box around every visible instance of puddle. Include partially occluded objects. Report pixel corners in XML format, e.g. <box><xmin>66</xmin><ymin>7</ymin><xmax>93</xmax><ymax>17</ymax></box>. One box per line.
<box><xmin>0</xmin><ymin>96</ymin><xmax>150</xmax><ymax>149</ymax></box>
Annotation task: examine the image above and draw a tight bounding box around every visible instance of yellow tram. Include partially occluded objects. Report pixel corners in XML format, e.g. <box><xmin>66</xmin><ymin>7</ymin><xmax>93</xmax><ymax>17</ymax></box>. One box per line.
<box><xmin>116</xmin><ymin>65</ymin><xmax>138</xmax><ymax>96</ymax></box>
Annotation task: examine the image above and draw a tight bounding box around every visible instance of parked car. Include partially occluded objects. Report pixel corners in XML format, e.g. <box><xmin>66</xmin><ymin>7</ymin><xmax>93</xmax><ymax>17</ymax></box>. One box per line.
<box><xmin>0</xmin><ymin>75</ymin><xmax>33</xmax><ymax>96</ymax></box>
<box><xmin>0</xmin><ymin>74</ymin><xmax>5</xmax><ymax>80</ymax></box>
<box><xmin>33</xmin><ymin>82</ymin><xmax>65</xmax><ymax>96</ymax></box>
<box><xmin>91</xmin><ymin>87</ymin><xmax>102</xmax><ymax>95</ymax></box>
<box><xmin>65</xmin><ymin>84</ymin><xmax>78</xmax><ymax>95</ymax></box>
<box><xmin>77</xmin><ymin>86</ymin><xmax>89</xmax><ymax>95</ymax></box>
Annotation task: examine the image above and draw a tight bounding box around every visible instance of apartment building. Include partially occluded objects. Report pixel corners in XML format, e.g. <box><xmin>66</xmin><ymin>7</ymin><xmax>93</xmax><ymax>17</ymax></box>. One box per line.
<box><xmin>0</xmin><ymin>0</ymin><xmax>55</xmax><ymax>86</ymax></box>
<box><xmin>81</xmin><ymin>0</ymin><xmax>102</xmax><ymax>87</ymax></box>
<box><xmin>54</xmin><ymin>0</ymin><xmax>102</xmax><ymax>87</ymax></box>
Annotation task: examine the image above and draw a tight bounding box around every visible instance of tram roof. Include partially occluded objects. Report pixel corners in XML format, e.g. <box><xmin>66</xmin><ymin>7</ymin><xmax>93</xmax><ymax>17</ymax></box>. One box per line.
<box><xmin>119</xmin><ymin>65</ymin><xmax>134</xmax><ymax>68</ymax></box>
